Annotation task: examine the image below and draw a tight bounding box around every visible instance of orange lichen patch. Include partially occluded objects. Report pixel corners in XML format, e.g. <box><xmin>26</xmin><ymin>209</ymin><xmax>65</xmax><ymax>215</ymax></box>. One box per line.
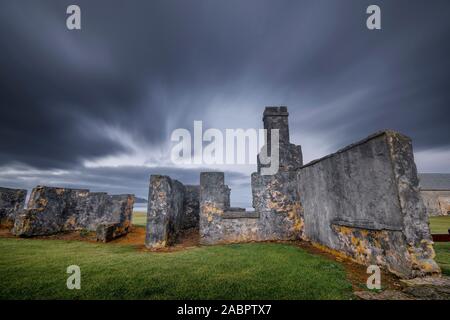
<box><xmin>292</xmin><ymin>216</ymin><xmax>304</xmax><ymax>233</ymax></box>
<box><xmin>55</xmin><ymin>188</ymin><xmax>65</xmax><ymax>195</ymax></box>
<box><xmin>36</xmin><ymin>198</ymin><xmax>48</xmax><ymax>209</ymax></box>
<box><xmin>286</xmin><ymin>202</ymin><xmax>304</xmax><ymax>233</ymax></box>
<box><xmin>407</xmin><ymin>240</ymin><xmax>441</xmax><ymax>275</ymax></box>
<box><xmin>65</xmin><ymin>216</ymin><xmax>77</xmax><ymax>228</ymax></box>
<box><xmin>310</xmin><ymin>241</ymin><xmax>355</xmax><ymax>263</ymax></box>
<box><xmin>201</xmin><ymin>203</ymin><xmax>223</xmax><ymax>223</ymax></box>
<box><xmin>332</xmin><ymin>225</ymin><xmax>399</xmax><ymax>270</ymax></box>
<box><xmin>146</xmin><ymin>239</ymin><xmax>167</xmax><ymax>249</ymax></box>
<box><xmin>338</xmin><ymin>225</ymin><xmax>352</xmax><ymax>236</ymax></box>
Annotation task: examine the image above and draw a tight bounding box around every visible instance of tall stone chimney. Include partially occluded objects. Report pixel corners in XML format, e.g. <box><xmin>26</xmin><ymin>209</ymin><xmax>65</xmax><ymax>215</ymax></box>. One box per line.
<box><xmin>263</xmin><ymin>106</ymin><xmax>290</xmax><ymax>146</ymax></box>
<box><xmin>258</xmin><ymin>106</ymin><xmax>303</xmax><ymax>172</ymax></box>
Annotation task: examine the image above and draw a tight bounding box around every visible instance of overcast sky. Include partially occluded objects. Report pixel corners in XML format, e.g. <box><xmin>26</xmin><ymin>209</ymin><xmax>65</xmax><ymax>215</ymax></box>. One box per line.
<box><xmin>0</xmin><ymin>1</ymin><xmax>449</xmax><ymax>206</ymax></box>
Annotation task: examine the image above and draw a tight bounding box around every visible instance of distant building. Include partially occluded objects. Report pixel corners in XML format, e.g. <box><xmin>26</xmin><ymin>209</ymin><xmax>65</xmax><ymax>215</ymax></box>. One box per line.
<box><xmin>419</xmin><ymin>174</ymin><xmax>450</xmax><ymax>216</ymax></box>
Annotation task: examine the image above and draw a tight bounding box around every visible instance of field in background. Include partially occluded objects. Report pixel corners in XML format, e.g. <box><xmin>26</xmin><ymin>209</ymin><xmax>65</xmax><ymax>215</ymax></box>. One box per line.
<box><xmin>434</xmin><ymin>242</ymin><xmax>450</xmax><ymax>276</ymax></box>
<box><xmin>429</xmin><ymin>216</ymin><xmax>450</xmax><ymax>276</ymax></box>
<box><xmin>132</xmin><ymin>211</ymin><xmax>146</xmax><ymax>227</ymax></box>
<box><xmin>429</xmin><ymin>216</ymin><xmax>450</xmax><ymax>234</ymax></box>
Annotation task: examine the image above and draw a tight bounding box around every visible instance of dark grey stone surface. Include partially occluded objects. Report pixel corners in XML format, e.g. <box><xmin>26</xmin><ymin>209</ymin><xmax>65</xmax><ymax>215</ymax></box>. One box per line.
<box><xmin>145</xmin><ymin>175</ymin><xmax>199</xmax><ymax>248</ymax></box>
<box><xmin>12</xmin><ymin>186</ymin><xmax>134</xmax><ymax>238</ymax></box>
<box><xmin>0</xmin><ymin>187</ymin><xmax>27</xmax><ymax>228</ymax></box>
<box><xmin>297</xmin><ymin>130</ymin><xmax>440</xmax><ymax>279</ymax></box>
<box><xmin>182</xmin><ymin>185</ymin><xmax>200</xmax><ymax>229</ymax></box>
<box><xmin>96</xmin><ymin>194</ymin><xmax>135</xmax><ymax>242</ymax></box>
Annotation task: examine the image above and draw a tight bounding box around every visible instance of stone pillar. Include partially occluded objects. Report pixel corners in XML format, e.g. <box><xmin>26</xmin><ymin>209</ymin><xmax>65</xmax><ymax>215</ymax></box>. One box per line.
<box><xmin>263</xmin><ymin>106</ymin><xmax>290</xmax><ymax>146</ymax></box>
<box><xmin>0</xmin><ymin>187</ymin><xmax>27</xmax><ymax>228</ymax></box>
<box><xmin>199</xmin><ymin>172</ymin><xmax>230</xmax><ymax>244</ymax></box>
<box><xmin>145</xmin><ymin>175</ymin><xmax>185</xmax><ymax>248</ymax></box>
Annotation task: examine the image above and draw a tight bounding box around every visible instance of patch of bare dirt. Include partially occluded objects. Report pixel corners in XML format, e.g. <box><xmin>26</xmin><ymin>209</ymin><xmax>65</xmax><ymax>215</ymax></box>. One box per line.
<box><xmin>142</xmin><ymin>228</ymin><xmax>201</xmax><ymax>252</ymax></box>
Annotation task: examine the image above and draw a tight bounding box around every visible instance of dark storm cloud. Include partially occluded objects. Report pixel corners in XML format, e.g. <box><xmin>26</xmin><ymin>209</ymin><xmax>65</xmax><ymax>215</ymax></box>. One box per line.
<box><xmin>0</xmin><ymin>0</ymin><xmax>449</xmax><ymax>202</ymax></box>
<box><xmin>0</xmin><ymin>163</ymin><xmax>249</xmax><ymax>201</ymax></box>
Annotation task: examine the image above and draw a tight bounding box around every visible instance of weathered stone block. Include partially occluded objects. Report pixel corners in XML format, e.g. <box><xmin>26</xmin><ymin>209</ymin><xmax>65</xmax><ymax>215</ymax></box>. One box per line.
<box><xmin>13</xmin><ymin>186</ymin><xmax>90</xmax><ymax>236</ymax></box>
<box><xmin>145</xmin><ymin>175</ymin><xmax>185</xmax><ymax>248</ymax></box>
<box><xmin>95</xmin><ymin>194</ymin><xmax>135</xmax><ymax>242</ymax></box>
<box><xmin>297</xmin><ymin>130</ymin><xmax>440</xmax><ymax>278</ymax></box>
<box><xmin>0</xmin><ymin>187</ymin><xmax>27</xmax><ymax>228</ymax></box>
<box><xmin>12</xmin><ymin>186</ymin><xmax>135</xmax><ymax>239</ymax></box>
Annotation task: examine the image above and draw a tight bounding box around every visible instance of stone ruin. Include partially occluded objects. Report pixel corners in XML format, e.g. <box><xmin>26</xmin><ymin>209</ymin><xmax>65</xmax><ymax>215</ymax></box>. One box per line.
<box><xmin>145</xmin><ymin>106</ymin><xmax>441</xmax><ymax>279</ymax></box>
<box><xmin>421</xmin><ymin>190</ymin><xmax>450</xmax><ymax>217</ymax></box>
<box><xmin>145</xmin><ymin>175</ymin><xmax>199</xmax><ymax>248</ymax></box>
<box><xmin>0</xmin><ymin>187</ymin><xmax>27</xmax><ymax>228</ymax></box>
<box><xmin>5</xmin><ymin>186</ymin><xmax>135</xmax><ymax>242</ymax></box>
<box><xmin>297</xmin><ymin>131</ymin><xmax>439</xmax><ymax>278</ymax></box>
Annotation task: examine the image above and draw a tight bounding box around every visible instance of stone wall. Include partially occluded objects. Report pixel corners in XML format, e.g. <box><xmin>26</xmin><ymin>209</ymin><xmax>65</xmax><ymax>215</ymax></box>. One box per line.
<box><xmin>200</xmin><ymin>172</ymin><xmax>259</xmax><ymax>244</ymax></box>
<box><xmin>0</xmin><ymin>187</ymin><xmax>27</xmax><ymax>228</ymax></box>
<box><xmin>251</xmin><ymin>172</ymin><xmax>304</xmax><ymax>241</ymax></box>
<box><xmin>145</xmin><ymin>176</ymin><xmax>200</xmax><ymax>248</ymax></box>
<box><xmin>12</xmin><ymin>186</ymin><xmax>135</xmax><ymax>241</ymax></box>
<box><xmin>421</xmin><ymin>190</ymin><xmax>450</xmax><ymax>216</ymax></box>
<box><xmin>297</xmin><ymin>130</ymin><xmax>440</xmax><ymax>279</ymax></box>
<box><xmin>199</xmin><ymin>172</ymin><xmax>260</xmax><ymax>244</ymax></box>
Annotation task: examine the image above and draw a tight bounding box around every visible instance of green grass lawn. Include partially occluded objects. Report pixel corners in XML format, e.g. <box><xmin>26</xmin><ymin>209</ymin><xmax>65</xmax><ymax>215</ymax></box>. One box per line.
<box><xmin>0</xmin><ymin>238</ymin><xmax>353</xmax><ymax>300</ymax></box>
<box><xmin>434</xmin><ymin>242</ymin><xmax>450</xmax><ymax>276</ymax></box>
<box><xmin>0</xmin><ymin>212</ymin><xmax>447</xmax><ymax>300</ymax></box>
<box><xmin>429</xmin><ymin>216</ymin><xmax>450</xmax><ymax>234</ymax></box>
<box><xmin>428</xmin><ymin>216</ymin><xmax>450</xmax><ymax>276</ymax></box>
